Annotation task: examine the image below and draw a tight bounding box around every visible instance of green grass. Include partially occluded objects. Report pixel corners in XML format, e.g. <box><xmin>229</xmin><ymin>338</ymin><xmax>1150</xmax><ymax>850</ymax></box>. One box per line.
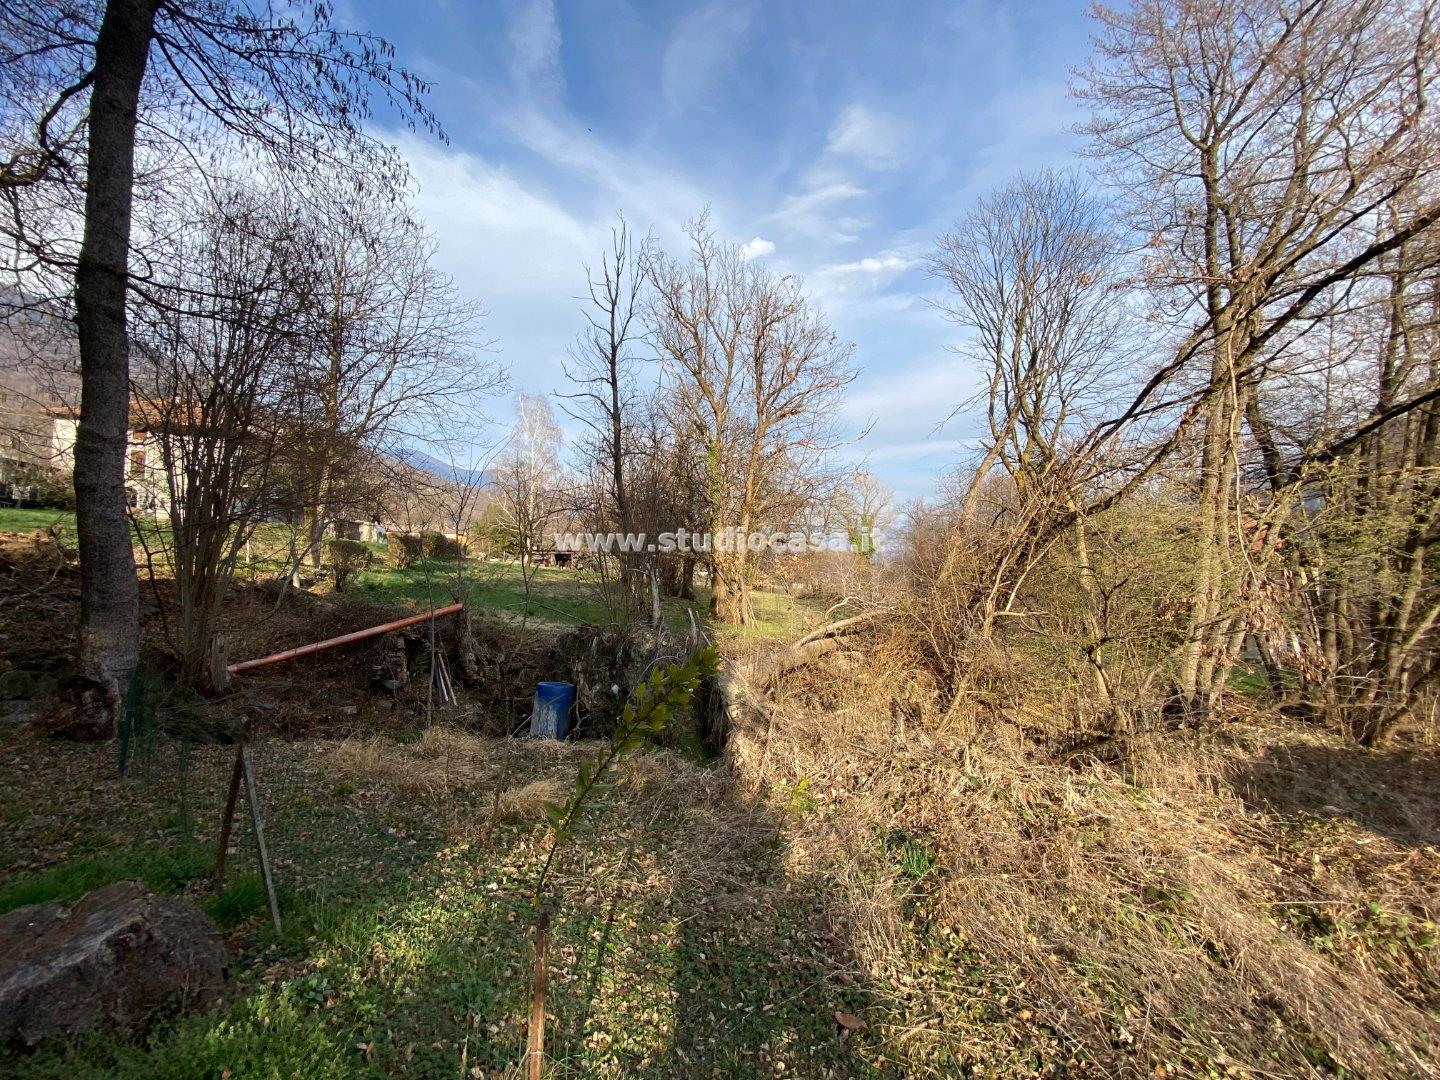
<box><xmin>353</xmin><ymin>555</ymin><xmax>830</xmax><ymax>642</ymax></box>
<box><xmin>0</xmin><ymin>505</ymin><xmax>76</xmax><ymax>538</ymax></box>
<box><xmin>0</xmin><ymin>734</ymin><xmax>887</xmax><ymax>1079</ymax></box>
<box><xmin>0</xmin><ymin>841</ymin><xmax>211</xmax><ymax>915</ymax></box>
<box><xmin>203</xmin><ymin>874</ymin><xmax>270</xmax><ymax>930</ymax></box>
<box><xmin>0</xmin><ymin>507</ymin><xmax>832</xmax><ymax>642</ymax></box>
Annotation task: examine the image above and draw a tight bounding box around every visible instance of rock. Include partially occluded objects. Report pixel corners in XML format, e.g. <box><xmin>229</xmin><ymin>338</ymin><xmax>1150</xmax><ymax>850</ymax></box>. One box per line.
<box><xmin>0</xmin><ymin>701</ymin><xmax>39</xmax><ymax>728</ymax></box>
<box><xmin>0</xmin><ymin>881</ymin><xmax>227</xmax><ymax>1045</ymax></box>
<box><xmin>0</xmin><ymin>669</ymin><xmax>58</xmax><ymax>701</ymax></box>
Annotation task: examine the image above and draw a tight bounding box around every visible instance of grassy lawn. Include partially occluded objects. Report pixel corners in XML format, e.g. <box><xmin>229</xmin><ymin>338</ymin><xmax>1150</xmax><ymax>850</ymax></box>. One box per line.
<box><xmin>0</xmin><ymin>729</ymin><xmax>885</xmax><ymax>1079</ymax></box>
<box><xmin>0</xmin><ymin>509</ymin><xmax>830</xmax><ymax>643</ymax></box>
<box><xmin>0</xmin><ymin>505</ymin><xmax>76</xmax><ymax>539</ymax></box>
<box><xmin>351</xmin><ymin>557</ymin><xmax>828</xmax><ymax>642</ymax></box>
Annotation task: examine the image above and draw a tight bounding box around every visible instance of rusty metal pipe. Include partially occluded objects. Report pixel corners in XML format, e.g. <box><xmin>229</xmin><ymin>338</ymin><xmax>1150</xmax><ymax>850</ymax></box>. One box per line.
<box><xmin>227</xmin><ymin>602</ymin><xmax>464</xmax><ymax>675</ymax></box>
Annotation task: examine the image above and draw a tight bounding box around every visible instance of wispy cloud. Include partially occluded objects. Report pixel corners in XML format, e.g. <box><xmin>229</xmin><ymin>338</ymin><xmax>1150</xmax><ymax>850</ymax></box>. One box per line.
<box><xmin>766</xmin><ymin>102</ymin><xmax>910</xmax><ymax>246</ymax></box>
<box><xmin>376</xmin><ymin>0</ymin><xmax>1097</xmax><ymax>495</ymax></box>
<box><xmin>827</xmin><ymin>104</ymin><xmax>907</xmax><ymax>170</ymax></box>
<box><xmin>506</xmin><ymin>0</ymin><xmax>564</xmax><ymax>101</ymax></box>
<box><xmin>824</xmin><ymin>252</ymin><xmax>917</xmax><ymax>277</ymax></box>
<box><xmin>773</xmin><ymin>180</ymin><xmax>866</xmax><ymax>220</ymax></box>
<box><xmin>660</xmin><ymin>2</ymin><xmax>754</xmax><ymax>112</ymax></box>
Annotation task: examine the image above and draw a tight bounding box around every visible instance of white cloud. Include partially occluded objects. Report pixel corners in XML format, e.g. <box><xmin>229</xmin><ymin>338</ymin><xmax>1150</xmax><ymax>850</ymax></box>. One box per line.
<box><xmin>661</xmin><ymin>2</ymin><xmax>754</xmax><ymax>112</ymax></box>
<box><xmin>801</xmin><ymin>248</ymin><xmax>927</xmax><ymax>320</ymax></box>
<box><xmin>483</xmin><ymin>1</ymin><xmax>716</xmax><ymax>250</ymax></box>
<box><xmin>827</xmin><ymin>104</ymin><xmax>907</xmax><ymax>169</ymax></box>
<box><xmin>399</xmin><ymin>133</ymin><xmax>589</xmax><ymax>303</ymax></box>
<box><xmin>393</xmin><ymin>133</ymin><xmax>595</xmax><ymax>394</ymax></box>
<box><xmin>765</xmin><ymin>104</ymin><xmax>907</xmax><ymax>246</ymax></box>
<box><xmin>826</xmin><ymin>253</ymin><xmax>915</xmax><ymax>277</ymax></box>
<box><xmin>770</xmin><ymin>181</ymin><xmax>867</xmax><ymax>243</ymax></box>
<box><xmin>741</xmin><ymin>236</ymin><xmax>776</xmax><ymax>259</ymax></box>
<box><xmin>507</xmin><ymin>0</ymin><xmax>564</xmax><ymax>101</ymax></box>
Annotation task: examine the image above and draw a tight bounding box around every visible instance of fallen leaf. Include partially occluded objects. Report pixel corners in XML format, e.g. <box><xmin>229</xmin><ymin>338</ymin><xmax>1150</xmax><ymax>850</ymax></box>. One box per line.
<box><xmin>835</xmin><ymin>1011</ymin><xmax>868</xmax><ymax>1032</ymax></box>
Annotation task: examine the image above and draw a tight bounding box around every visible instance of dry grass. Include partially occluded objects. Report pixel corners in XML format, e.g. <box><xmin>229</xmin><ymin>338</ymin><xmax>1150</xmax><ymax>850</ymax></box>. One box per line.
<box><xmin>326</xmin><ymin>726</ymin><xmax>499</xmax><ymax>799</ymax></box>
<box><xmin>491</xmin><ymin>777</ymin><xmax>566</xmax><ymax>823</ymax></box>
<box><xmin>728</xmin><ymin>649</ymin><xmax>1440</xmax><ymax>1078</ymax></box>
<box><xmin>319</xmin><ymin>727</ymin><xmax>762</xmax><ymax>889</ymax></box>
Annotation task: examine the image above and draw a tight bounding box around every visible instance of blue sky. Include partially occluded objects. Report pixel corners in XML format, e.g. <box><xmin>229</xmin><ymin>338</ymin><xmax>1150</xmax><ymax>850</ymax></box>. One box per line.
<box><xmin>353</xmin><ymin>0</ymin><xmax>1095</xmax><ymax>500</ymax></box>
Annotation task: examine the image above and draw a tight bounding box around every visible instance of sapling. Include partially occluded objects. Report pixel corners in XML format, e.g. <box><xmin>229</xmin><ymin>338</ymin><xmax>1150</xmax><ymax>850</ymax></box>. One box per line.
<box><xmin>524</xmin><ymin>645</ymin><xmax>720</xmax><ymax>1077</ymax></box>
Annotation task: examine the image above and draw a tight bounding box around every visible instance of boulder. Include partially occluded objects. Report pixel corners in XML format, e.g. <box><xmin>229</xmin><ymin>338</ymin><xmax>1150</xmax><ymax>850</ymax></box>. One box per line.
<box><xmin>0</xmin><ymin>881</ymin><xmax>227</xmax><ymax>1045</ymax></box>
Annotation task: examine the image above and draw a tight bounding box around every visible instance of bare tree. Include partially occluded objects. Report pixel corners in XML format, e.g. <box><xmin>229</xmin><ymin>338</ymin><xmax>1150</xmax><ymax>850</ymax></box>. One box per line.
<box><xmin>560</xmin><ymin>217</ymin><xmax>650</xmax><ymax>614</ymax></box>
<box><xmin>647</xmin><ymin>216</ymin><xmax>856</xmax><ymax>625</ymax></box>
<box><xmin>1</xmin><ymin>0</ymin><xmax>439</xmax><ymax>716</ymax></box>
<box><xmin>1282</xmin><ymin>232</ymin><xmax>1440</xmax><ymax>743</ymax></box>
<box><xmin>287</xmin><ymin>188</ymin><xmax>494</xmax><ymax>579</ymax></box>
<box><xmin>1077</xmin><ymin>0</ymin><xmax>1440</xmax><ymax>716</ymax></box>
<box><xmin>131</xmin><ymin>185</ymin><xmax>312</xmax><ymax>686</ymax></box>
<box><xmin>839</xmin><ymin>468</ymin><xmax>893</xmax><ymax>561</ymax></box>
<box><xmin>494</xmin><ymin>392</ymin><xmax>567</xmax><ymax>623</ymax></box>
<box><xmin>929</xmin><ymin>169</ymin><xmax>1133</xmax><ymax>705</ymax></box>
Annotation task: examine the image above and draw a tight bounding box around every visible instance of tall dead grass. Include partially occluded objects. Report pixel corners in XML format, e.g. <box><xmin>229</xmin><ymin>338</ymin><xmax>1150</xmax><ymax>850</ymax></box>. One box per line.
<box><xmin>732</xmin><ymin>641</ymin><xmax>1440</xmax><ymax>1077</ymax></box>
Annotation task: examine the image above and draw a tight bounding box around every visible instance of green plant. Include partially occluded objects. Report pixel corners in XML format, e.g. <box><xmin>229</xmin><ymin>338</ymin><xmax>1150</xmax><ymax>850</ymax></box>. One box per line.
<box><xmin>421</xmin><ymin>530</ymin><xmax>465</xmax><ymax>560</ymax></box>
<box><xmin>204</xmin><ymin>875</ymin><xmax>268</xmax><ymax>929</ymax></box>
<box><xmin>781</xmin><ymin>776</ymin><xmax>820</xmax><ymax>817</ymax></box>
<box><xmin>387</xmin><ymin>532</ymin><xmax>425</xmax><ymax>568</ymax></box>
<box><xmin>326</xmin><ymin>538</ymin><xmax>374</xmax><ymax>591</ymax></box>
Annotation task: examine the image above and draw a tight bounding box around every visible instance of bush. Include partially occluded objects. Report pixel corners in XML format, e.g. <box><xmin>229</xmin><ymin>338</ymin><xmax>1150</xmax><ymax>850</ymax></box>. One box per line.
<box><xmin>387</xmin><ymin>532</ymin><xmax>425</xmax><ymax>568</ymax></box>
<box><xmin>327</xmin><ymin>538</ymin><xmax>374</xmax><ymax>591</ymax></box>
<box><xmin>1</xmin><ymin>465</ymin><xmax>75</xmax><ymax>510</ymax></box>
<box><xmin>386</xmin><ymin>531</ymin><xmax>464</xmax><ymax>566</ymax></box>
<box><xmin>30</xmin><ymin>468</ymin><xmax>76</xmax><ymax>510</ymax></box>
<box><xmin>466</xmin><ymin>516</ymin><xmax>515</xmax><ymax>558</ymax></box>
<box><xmin>421</xmin><ymin>531</ymin><xmax>465</xmax><ymax>560</ymax></box>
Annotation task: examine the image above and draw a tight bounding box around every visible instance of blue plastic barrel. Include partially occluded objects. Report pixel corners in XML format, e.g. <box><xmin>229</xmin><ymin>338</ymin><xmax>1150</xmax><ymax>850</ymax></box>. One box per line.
<box><xmin>529</xmin><ymin>681</ymin><xmax>575</xmax><ymax>739</ymax></box>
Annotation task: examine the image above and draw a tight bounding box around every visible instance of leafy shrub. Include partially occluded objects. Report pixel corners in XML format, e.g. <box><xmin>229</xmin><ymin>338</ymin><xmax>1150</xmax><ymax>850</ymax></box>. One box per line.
<box><xmin>327</xmin><ymin>538</ymin><xmax>374</xmax><ymax>591</ymax></box>
<box><xmin>466</xmin><ymin>516</ymin><xmax>515</xmax><ymax>558</ymax></box>
<box><xmin>2</xmin><ymin>465</ymin><xmax>75</xmax><ymax>509</ymax></box>
<box><xmin>30</xmin><ymin>468</ymin><xmax>77</xmax><ymax>510</ymax></box>
<box><xmin>387</xmin><ymin>532</ymin><xmax>425</xmax><ymax>568</ymax></box>
<box><xmin>421</xmin><ymin>530</ymin><xmax>464</xmax><ymax>560</ymax></box>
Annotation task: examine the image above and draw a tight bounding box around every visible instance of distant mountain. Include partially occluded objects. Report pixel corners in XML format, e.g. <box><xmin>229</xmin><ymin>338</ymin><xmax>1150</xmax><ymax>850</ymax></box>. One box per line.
<box><xmin>398</xmin><ymin>447</ymin><xmax>492</xmax><ymax>487</ymax></box>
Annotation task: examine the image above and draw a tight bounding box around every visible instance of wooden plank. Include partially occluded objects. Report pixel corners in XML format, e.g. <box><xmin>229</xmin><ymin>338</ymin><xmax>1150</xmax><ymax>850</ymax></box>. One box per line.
<box><xmin>212</xmin><ymin>741</ymin><xmax>245</xmax><ymax>888</ymax></box>
<box><xmin>241</xmin><ymin>747</ymin><xmax>283</xmax><ymax>936</ymax></box>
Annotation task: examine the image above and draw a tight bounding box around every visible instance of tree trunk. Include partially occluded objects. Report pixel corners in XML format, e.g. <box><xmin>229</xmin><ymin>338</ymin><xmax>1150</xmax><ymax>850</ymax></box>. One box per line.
<box><xmin>679</xmin><ymin>554</ymin><xmax>696</xmax><ymax>601</ymax></box>
<box><xmin>73</xmin><ymin>0</ymin><xmax>158</xmax><ymax>714</ymax></box>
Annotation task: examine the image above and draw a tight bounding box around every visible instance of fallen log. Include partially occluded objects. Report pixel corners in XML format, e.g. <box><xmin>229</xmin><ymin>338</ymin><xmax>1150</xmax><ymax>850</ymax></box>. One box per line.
<box><xmin>227</xmin><ymin>602</ymin><xmax>464</xmax><ymax>675</ymax></box>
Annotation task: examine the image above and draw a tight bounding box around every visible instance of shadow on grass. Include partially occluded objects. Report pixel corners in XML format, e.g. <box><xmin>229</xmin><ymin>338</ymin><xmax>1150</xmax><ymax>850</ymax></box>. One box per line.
<box><xmin>2</xmin><ymin>725</ymin><xmax>889</xmax><ymax>1078</ymax></box>
<box><xmin>660</xmin><ymin>779</ymin><xmax>886</xmax><ymax>1077</ymax></box>
<box><xmin>1226</xmin><ymin>739</ymin><xmax>1440</xmax><ymax>849</ymax></box>
<box><xmin>519</xmin><ymin>755</ymin><xmax>886</xmax><ymax>1077</ymax></box>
